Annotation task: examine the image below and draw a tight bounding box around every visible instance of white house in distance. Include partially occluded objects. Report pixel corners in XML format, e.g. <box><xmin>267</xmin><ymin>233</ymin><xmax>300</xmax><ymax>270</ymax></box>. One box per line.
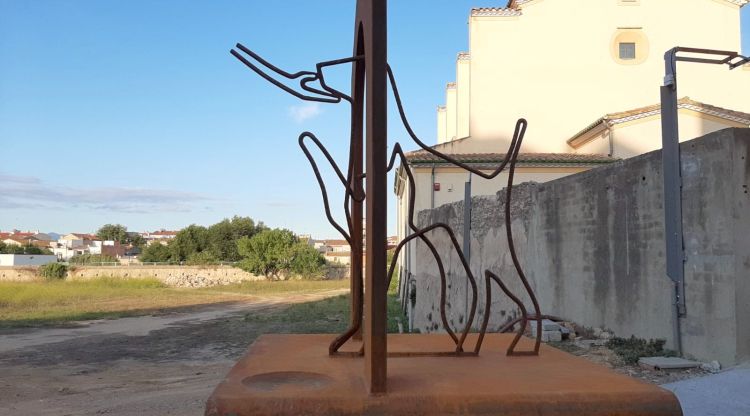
<box><xmin>395</xmin><ymin>0</ymin><xmax>749</xmax><ymax>283</ymax></box>
<box><xmin>141</xmin><ymin>230</ymin><xmax>178</xmax><ymax>246</ymax></box>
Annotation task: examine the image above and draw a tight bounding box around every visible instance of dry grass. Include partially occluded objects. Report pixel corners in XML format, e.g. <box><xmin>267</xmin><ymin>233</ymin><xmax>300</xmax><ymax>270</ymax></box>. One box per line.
<box><xmin>0</xmin><ymin>277</ymin><xmax>348</xmax><ymax>327</ymax></box>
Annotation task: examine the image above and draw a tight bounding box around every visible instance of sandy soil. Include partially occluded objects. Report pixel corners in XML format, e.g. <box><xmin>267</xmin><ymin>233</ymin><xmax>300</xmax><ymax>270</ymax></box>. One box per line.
<box><xmin>0</xmin><ymin>290</ymin><xmax>346</xmax><ymax>416</ymax></box>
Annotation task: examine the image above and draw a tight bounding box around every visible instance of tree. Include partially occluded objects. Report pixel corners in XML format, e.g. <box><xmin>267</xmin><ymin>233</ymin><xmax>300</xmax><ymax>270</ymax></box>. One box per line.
<box><xmin>208</xmin><ymin>219</ymin><xmax>239</xmax><ymax>261</ymax></box>
<box><xmin>39</xmin><ymin>263</ymin><xmax>67</xmax><ymax>280</ymax></box>
<box><xmin>96</xmin><ymin>224</ymin><xmax>128</xmax><ymax>243</ymax></box>
<box><xmin>237</xmin><ymin>229</ymin><xmax>324</xmax><ymax>279</ymax></box>
<box><xmin>289</xmin><ymin>242</ymin><xmax>325</xmax><ymax>277</ymax></box>
<box><xmin>186</xmin><ymin>250</ymin><xmax>219</xmax><ymax>265</ymax></box>
<box><xmin>170</xmin><ymin>224</ymin><xmax>210</xmax><ymax>262</ymax></box>
<box><xmin>0</xmin><ymin>244</ymin><xmax>50</xmax><ymax>255</ymax></box>
<box><xmin>207</xmin><ymin>216</ymin><xmax>265</xmax><ymax>262</ymax></box>
<box><xmin>4</xmin><ymin>245</ymin><xmax>25</xmax><ymax>254</ymax></box>
<box><xmin>128</xmin><ymin>233</ymin><xmax>146</xmax><ymax>249</ymax></box>
<box><xmin>139</xmin><ymin>242</ymin><xmax>173</xmax><ymax>263</ymax></box>
<box><xmin>23</xmin><ymin>245</ymin><xmax>49</xmax><ymax>255</ymax></box>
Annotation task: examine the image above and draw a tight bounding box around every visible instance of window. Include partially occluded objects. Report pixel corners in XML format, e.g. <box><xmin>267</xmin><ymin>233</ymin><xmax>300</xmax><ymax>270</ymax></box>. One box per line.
<box><xmin>611</xmin><ymin>29</ymin><xmax>649</xmax><ymax>65</ymax></box>
<box><xmin>619</xmin><ymin>42</ymin><xmax>636</xmax><ymax>60</ymax></box>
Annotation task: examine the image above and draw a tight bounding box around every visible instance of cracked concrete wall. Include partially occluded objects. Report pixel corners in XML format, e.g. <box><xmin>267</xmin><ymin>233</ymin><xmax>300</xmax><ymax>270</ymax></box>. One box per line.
<box><xmin>410</xmin><ymin>128</ymin><xmax>750</xmax><ymax>366</ymax></box>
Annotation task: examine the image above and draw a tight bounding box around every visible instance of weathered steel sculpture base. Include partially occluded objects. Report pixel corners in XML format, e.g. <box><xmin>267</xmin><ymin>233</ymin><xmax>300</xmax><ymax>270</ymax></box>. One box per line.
<box><xmin>205</xmin><ymin>334</ymin><xmax>683</xmax><ymax>416</ymax></box>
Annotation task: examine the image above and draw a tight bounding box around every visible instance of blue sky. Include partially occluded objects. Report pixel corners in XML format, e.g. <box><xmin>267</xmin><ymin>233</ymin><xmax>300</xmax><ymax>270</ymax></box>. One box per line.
<box><xmin>1</xmin><ymin>1</ymin><xmax>749</xmax><ymax>238</ymax></box>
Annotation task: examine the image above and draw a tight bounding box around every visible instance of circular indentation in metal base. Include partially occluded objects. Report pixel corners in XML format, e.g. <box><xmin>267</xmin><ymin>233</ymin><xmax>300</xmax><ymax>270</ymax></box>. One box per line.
<box><xmin>242</xmin><ymin>371</ymin><xmax>333</xmax><ymax>392</ymax></box>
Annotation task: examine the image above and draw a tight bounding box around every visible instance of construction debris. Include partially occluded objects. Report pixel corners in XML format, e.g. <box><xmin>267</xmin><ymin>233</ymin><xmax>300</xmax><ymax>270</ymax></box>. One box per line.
<box><xmin>638</xmin><ymin>356</ymin><xmax>702</xmax><ymax>370</ymax></box>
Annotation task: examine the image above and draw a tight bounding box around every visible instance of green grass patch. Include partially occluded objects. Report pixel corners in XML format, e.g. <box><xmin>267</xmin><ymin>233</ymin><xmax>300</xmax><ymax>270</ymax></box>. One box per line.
<box><xmin>606</xmin><ymin>336</ymin><xmax>676</xmax><ymax>365</ymax></box>
<box><xmin>244</xmin><ymin>292</ymin><xmax>407</xmax><ymax>334</ymax></box>
<box><xmin>0</xmin><ymin>277</ymin><xmax>348</xmax><ymax>328</ymax></box>
<box><xmin>206</xmin><ymin>279</ymin><xmax>348</xmax><ymax>296</ymax></box>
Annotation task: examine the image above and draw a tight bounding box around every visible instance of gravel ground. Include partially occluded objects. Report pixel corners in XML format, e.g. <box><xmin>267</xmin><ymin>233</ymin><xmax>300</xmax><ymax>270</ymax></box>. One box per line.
<box><xmin>0</xmin><ymin>290</ymin><xmax>346</xmax><ymax>416</ymax></box>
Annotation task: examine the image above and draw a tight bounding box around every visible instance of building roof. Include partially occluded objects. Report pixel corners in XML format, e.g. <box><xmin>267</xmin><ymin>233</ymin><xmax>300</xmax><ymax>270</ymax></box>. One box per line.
<box><xmin>150</xmin><ymin>230</ymin><xmax>178</xmax><ymax>236</ymax></box>
<box><xmin>568</xmin><ymin>97</ymin><xmax>750</xmax><ymax>148</ymax></box>
<box><xmin>471</xmin><ymin>7</ymin><xmax>522</xmax><ymax>17</ymax></box>
<box><xmin>4</xmin><ymin>232</ymin><xmax>34</xmax><ymax>239</ymax></box>
<box><xmin>404</xmin><ymin>150</ymin><xmax>617</xmax><ymax>168</ymax></box>
<box><xmin>324</xmin><ymin>252</ymin><xmax>351</xmax><ymax>257</ymax></box>
<box><xmin>482</xmin><ymin>0</ymin><xmax>748</xmax><ymax>17</ymax></box>
<box><xmin>4</xmin><ymin>235</ymin><xmax>39</xmax><ymax>242</ymax></box>
<box><xmin>70</xmin><ymin>233</ymin><xmax>96</xmax><ymax>240</ymax></box>
<box><xmin>323</xmin><ymin>239</ymin><xmax>349</xmax><ymax>246</ymax></box>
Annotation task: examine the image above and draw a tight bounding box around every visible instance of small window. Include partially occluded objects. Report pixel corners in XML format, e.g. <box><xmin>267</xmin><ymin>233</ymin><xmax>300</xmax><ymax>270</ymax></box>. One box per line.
<box><xmin>619</xmin><ymin>42</ymin><xmax>636</xmax><ymax>60</ymax></box>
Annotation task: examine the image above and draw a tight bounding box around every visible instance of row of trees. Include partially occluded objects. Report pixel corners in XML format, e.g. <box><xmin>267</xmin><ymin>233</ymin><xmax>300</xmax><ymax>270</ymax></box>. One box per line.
<box><xmin>139</xmin><ymin>216</ymin><xmax>264</xmax><ymax>264</ymax></box>
<box><xmin>137</xmin><ymin>216</ymin><xmax>324</xmax><ymax>278</ymax></box>
<box><xmin>0</xmin><ymin>241</ymin><xmax>52</xmax><ymax>255</ymax></box>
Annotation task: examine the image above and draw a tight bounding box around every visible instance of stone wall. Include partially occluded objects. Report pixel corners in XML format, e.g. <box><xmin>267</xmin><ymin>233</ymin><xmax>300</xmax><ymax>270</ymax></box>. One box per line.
<box><xmin>0</xmin><ymin>265</ymin><xmax>264</xmax><ymax>287</ymax></box>
<box><xmin>407</xmin><ymin>128</ymin><xmax>750</xmax><ymax>366</ymax></box>
<box><xmin>68</xmin><ymin>265</ymin><xmax>264</xmax><ymax>287</ymax></box>
<box><xmin>0</xmin><ymin>267</ymin><xmax>39</xmax><ymax>282</ymax></box>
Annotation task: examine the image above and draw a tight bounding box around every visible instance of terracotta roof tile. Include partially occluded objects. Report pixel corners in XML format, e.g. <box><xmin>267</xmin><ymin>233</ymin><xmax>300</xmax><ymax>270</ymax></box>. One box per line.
<box><xmin>405</xmin><ymin>151</ymin><xmax>617</xmax><ymax>167</ymax></box>
<box><xmin>323</xmin><ymin>239</ymin><xmax>349</xmax><ymax>246</ymax></box>
<box><xmin>471</xmin><ymin>7</ymin><xmax>522</xmax><ymax>17</ymax></box>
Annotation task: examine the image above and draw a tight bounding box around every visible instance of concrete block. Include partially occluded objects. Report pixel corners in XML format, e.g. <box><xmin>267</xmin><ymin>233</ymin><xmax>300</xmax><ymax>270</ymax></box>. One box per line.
<box><xmin>541</xmin><ymin>330</ymin><xmax>562</xmax><ymax>343</ymax></box>
<box><xmin>700</xmin><ymin>360</ymin><xmax>721</xmax><ymax>373</ymax></box>
<box><xmin>639</xmin><ymin>357</ymin><xmax>701</xmax><ymax>370</ymax></box>
<box><xmin>530</xmin><ymin>319</ymin><xmax>563</xmax><ymax>333</ymax></box>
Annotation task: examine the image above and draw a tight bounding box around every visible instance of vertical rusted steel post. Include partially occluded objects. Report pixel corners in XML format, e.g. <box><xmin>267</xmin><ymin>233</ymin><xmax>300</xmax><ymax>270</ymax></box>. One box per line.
<box><xmin>350</xmin><ymin>18</ymin><xmax>365</xmax><ymax>342</ymax></box>
<box><xmin>360</xmin><ymin>0</ymin><xmax>388</xmax><ymax>394</ymax></box>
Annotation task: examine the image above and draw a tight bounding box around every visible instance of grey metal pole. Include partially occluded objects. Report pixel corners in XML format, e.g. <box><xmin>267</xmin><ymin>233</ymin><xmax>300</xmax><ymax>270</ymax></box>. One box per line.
<box><xmin>660</xmin><ymin>48</ymin><xmax>684</xmax><ymax>356</ymax></box>
<box><xmin>463</xmin><ymin>176</ymin><xmax>472</xmax><ymax>262</ymax></box>
<box><xmin>463</xmin><ymin>175</ymin><xmax>472</xmax><ymax>324</ymax></box>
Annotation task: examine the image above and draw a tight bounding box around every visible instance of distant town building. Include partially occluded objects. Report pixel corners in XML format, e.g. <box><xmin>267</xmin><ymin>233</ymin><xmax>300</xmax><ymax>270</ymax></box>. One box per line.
<box><xmin>141</xmin><ymin>230</ymin><xmax>178</xmax><ymax>246</ymax></box>
<box><xmin>324</xmin><ymin>251</ymin><xmax>351</xmax><ymax>266</ymax></box>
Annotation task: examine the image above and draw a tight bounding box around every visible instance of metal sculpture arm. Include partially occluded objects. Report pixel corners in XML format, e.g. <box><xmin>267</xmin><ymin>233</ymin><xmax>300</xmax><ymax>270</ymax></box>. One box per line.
<box><xmin>385</xmin><ymin>143</ymin><xmax>476</xmax><ymax>351</ymax></box>
<box><xmin>387</xmin><ymin>64</ymin><xmax>526</xmax><ymax>179</ymax></box>
<box><xmin>231</xmin><ymin>43</ymin><xmax>353</xmax><ymax>103</ymax></box>
<box><xmin>386</xmin><ymin>66</ymin><xmax>542</xmax><ymax>356</ymax></box>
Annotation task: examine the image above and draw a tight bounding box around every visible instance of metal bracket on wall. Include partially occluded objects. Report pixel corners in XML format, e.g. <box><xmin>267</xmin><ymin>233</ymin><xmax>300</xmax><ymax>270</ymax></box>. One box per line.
<box><xmin>660</xmin><ymin>47</ymin><xmax>747</xmax><ymax>321</ymax></box>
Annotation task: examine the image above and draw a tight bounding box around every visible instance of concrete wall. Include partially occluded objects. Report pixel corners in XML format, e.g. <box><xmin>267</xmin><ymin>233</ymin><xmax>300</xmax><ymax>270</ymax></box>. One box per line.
<box><xmin>0</xmin><ymin>254</ymin><xmax>57</xmax><ymax>266</ymax></box>
<box><xmin>0</xmin><ymin>267</ymin><xmax>38</xmax><ymax>281</ymax></box>
<box><xmin>395</xmin><ymin>165</ymin><xmax>594</xmax><ymax>306</ymax></box>
<box><xmin>407</xmin><ymin>128</ymin><xmax>750</xmax><ymax>366</ymax></box>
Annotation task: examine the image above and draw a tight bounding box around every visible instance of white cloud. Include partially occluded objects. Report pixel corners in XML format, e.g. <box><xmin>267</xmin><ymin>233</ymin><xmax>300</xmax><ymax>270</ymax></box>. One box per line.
<box><xmin>288</xmin><ymin>102</ymin><xmax>322</xmax><ymax>123</ymax></box>
<box><xmin>0</xmin><ymin>174</ymin><xmax>213</xmax><ymax>213</ymax></box>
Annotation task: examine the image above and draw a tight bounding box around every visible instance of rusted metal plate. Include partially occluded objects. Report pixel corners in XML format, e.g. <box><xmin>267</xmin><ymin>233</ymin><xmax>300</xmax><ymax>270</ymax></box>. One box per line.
<box><xmin>206</xmin><ymin>334</ymin><xmax>682</xmax><ymax>416</ymax></box>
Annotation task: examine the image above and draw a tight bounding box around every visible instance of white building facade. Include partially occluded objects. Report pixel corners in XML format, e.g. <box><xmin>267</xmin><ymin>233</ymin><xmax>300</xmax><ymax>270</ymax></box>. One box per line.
<box><xmin>395</xmin><ymin>0</ymin><xmax>749</xmax><ymax>295</ymax></box>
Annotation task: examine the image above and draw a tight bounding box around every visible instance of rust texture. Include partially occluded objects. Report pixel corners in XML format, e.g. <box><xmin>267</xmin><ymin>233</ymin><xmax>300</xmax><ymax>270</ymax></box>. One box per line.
<box><xmin>206</xmin><ymin>334</ymin><xmax>684</xmax><ymax>416</ymax></box>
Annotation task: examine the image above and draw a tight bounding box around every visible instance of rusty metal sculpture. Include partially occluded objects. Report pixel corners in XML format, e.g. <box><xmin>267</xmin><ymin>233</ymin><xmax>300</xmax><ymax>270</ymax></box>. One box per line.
<box><xmin>231</xmin><ymin>0</ymin><xmax>544</xmax><ymax>393</ymax></box>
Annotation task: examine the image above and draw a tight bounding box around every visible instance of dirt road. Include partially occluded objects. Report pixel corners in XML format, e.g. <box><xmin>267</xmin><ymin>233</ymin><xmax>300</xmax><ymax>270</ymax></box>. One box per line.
<box><xmin>0</xmin><ymin>289</ymin><xmax>347</xmax><ymax>416</ymax></box>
